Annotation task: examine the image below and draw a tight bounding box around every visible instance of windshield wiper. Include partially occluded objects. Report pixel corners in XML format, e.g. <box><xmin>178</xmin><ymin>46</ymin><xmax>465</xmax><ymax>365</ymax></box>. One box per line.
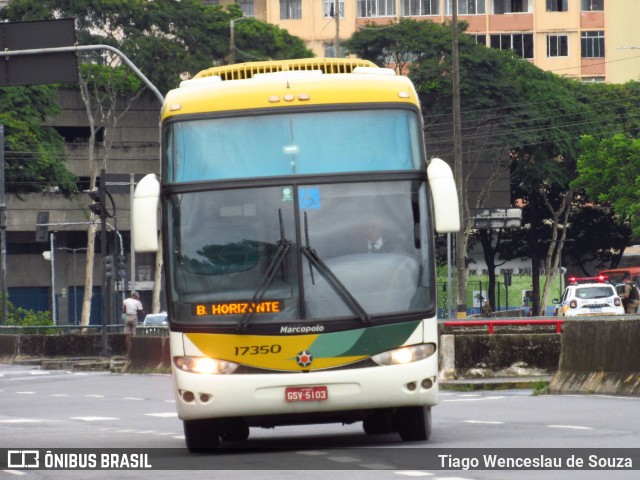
<box><xmin>237</xmin><ymin>209</ymin><xmax>291</xmax><ymax>331</ymax></box>
<box><xmin>301</xmin><ymin>212</ymin><xmax>370</xmax><ymax>324</ymax></box>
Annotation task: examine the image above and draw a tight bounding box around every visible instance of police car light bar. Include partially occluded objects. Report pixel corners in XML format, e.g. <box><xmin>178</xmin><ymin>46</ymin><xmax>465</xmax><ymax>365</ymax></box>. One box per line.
<box><xmin>568</xmin><ymin>275</ymin><xmax>607</xmax><ymax>284</ymax></box>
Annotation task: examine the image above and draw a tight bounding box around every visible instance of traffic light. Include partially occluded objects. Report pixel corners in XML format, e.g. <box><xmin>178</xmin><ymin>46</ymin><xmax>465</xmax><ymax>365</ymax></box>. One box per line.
<box><xmin>117</xmin><ymin>254</ymin><xmax>127</xmax><ymax>280</ymax></box>
<box><xmin>88</xmin><ymin>188</ymin><xmax>104</xmax><ymax>216</ymax></box>
<box><xmin>103</xmin><ymin>254</ymin><xmax>114</xmax><ymax>279</ymax></box>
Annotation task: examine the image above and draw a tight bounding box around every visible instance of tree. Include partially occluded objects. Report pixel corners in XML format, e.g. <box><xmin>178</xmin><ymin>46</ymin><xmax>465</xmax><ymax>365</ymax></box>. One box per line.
<box><xmin>501</xmin><ymin>61</ymin><xmax>599</xmax><ymax>314</ymax></box>
<box><xmin>345</xmin><ymin>20</ymin><xmax>527</xmax><ymax>312</ymax></box>
<box><xmin>0</xmin><ymin>86</ymin><xmax>77</xmax><ymax>195</ymax></box>
<box><xmin>575</xmin><ymin>134</ymin><xmax>640</xmax><ymax>238</ymax></box>
<box><xmin>1</xmin><ymin>0</ymin><xmax>313</xmax><ymax>95</ymax></box>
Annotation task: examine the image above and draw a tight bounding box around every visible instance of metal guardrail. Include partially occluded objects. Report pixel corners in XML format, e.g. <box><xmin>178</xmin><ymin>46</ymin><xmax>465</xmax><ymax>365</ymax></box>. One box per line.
<box><xmin>0</xmin><ymin>324</ymin><xmax>169</xmax><ymax>336</ymax></box>
<box><xmin>443</xmin><ymin>319</ymin><xmax>565</xmax><ymax>334</ymax></box>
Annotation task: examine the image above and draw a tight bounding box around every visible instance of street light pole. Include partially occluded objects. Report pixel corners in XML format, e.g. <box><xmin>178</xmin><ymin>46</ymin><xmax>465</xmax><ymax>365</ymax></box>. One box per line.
<box><xmin>451</xmin><ymin>0</ymin><xmax>466</xmax><ymax>319</ymax></box>
<box><xmin>230</xmin><ymin>19</ymin><xmax>236</xmax><ymax>64</ymax></box>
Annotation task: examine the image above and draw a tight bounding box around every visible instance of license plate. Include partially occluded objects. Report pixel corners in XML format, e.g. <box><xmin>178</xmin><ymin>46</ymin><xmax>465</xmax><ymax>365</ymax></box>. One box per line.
<box><xmin>589</xmin><ymin>308</ymin><xmax>602</xmax><ymax>312</ymax></box>
<box><xmin>285</xmin><ymin>386</ymin><xmax>328</xmax><ymax>402</ymax></box>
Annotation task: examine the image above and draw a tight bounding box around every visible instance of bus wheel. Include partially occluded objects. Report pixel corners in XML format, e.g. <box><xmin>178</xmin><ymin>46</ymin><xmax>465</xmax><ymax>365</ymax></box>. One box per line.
<box><xmin>396</xmin><ymin>406</ymin><xmax>431</xmax><ymax>442</ymax></box>
<box><xmin>363</xmin><ymin>410</ymin><xmax>394</xmax><ymax>435</ymax></box>
<box><xmin>183</xmin><ymin>419</ymin><xmax>220</xmax><ymax>451</ymax></box>
<box><xmin>220</xmin><ymin>421</ymin><xmax>250</xmax><ymax>442</ymax></box>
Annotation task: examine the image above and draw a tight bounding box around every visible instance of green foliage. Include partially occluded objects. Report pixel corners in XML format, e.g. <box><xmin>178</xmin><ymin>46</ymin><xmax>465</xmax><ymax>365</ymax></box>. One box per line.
<box><xmin>575</xmin><ymin>134</ymin><xmax>640</xmax><ymax>238</ymax></box>
<box><xmin>1</xmin><ymin>295</ymin><xmax>53</xmax><ymax>329</ymax></box>
<box><xmin>0</xmin><ymin>86</ymin><xmax>77</xmax><ymax>195</ymax></box>
<box><xmin>531</xmin><ymin>380</ymin><xmax>549</xmax><ymax>396</ymax></box>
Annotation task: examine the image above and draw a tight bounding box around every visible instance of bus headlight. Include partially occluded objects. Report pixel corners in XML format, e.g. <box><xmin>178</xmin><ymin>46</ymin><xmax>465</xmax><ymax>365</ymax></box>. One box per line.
<box><xmin>173</xmin><ymin>356</ymin><xmax>239</xmax><ymax>374</ymax></box>
<box><xmin>371</xmin><ymin>343</ymin><xmax>436</xmax><ymax>366</ymax></box>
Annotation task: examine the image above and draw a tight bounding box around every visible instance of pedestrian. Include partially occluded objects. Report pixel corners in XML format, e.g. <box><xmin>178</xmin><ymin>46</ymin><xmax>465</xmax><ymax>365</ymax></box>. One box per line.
<box><xmin>621</xmin><ymin>273</ymin><xmax>639</xmax><ymax>314</ymax></box>
<box><xmin>481</xmin><ymin>300</ymin><xmax>493</xmax><ymax>318</ymax></box>
<box><xmin>123</xmin><ymin>291</ymin><xmax>145</xmax><ymax>336</ymax></box>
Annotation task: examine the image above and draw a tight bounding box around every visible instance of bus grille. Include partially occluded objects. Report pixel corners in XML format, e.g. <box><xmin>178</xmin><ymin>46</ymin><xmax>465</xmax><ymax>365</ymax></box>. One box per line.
<box><xmin>195</xmin><ymin>58</ymin><xmax>378</xmax><ymax>81</ymax></box>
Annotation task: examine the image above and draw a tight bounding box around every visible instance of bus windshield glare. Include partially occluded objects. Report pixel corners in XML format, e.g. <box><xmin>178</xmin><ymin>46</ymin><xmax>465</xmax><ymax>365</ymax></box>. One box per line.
<box><xmin>166</xmin><ymin>109</ymin><xmax>422</xmax><ymax>182</ymax></box>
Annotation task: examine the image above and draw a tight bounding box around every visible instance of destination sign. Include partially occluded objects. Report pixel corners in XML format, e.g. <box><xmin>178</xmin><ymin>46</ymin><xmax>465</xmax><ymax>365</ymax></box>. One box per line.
<box><xmin>193</xmin><ymin>300</ymin><xmax>282</xmax><ymax>316</ymax></box>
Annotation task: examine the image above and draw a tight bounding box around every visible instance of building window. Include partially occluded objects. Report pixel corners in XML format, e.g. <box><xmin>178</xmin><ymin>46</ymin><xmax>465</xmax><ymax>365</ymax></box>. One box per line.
<box><xmin>581</xmin><ymin>31</ymin><xmax>604</xmax><ymax>57</ymax></box>
<box><xmin>492</xmin><ymin>0</ymin><xmax>532</xmax><ymax>14</ymax></box>
<box><xmin>401</xmin><ymin>0</ymin><xmax>439</xmax><ymax>16</ymax></box>
<box><xmin>357</xmin><ymin>0</ymin><xmax>396</xmax><ymax>17</ymax></box>
<box><xmin>581</xmin><ymin>76</ymin><xmax>605</xmax><ymax>83</ymax></box>
<box><xmin>546</xmin><ymin>0</ymin><xmax>567</xmax><ymax>12</ymax></box>
<box><xmin>237</xmin><ymin>0</ymin><xmax>255</xmax><ymax>16</ymax></box>
<box><xmin>324</xmin><ymin>42</ymin><xmax>347</xmax><ymax>57</ymax></box>
<box><xmin>547</xmin><ymin>34</ymin><xmax>568</xmax><ymax>57</ymax></box>
<box><xmin>581</xmin><ymin>0</ymin><xmax>603</xmax><ymax>11</ymax></box>
<box><xmin>490</xmin><ymin>33</ymin><xmax>534</xmax><ymax>58</ymax></box>
<box><xmin>280</xmin><ymin>0</ymin><xmax>302</xmax><ymax>19</ymax></box>
<box><xmin>445</xmin><ymin>0</ymin><xmax>486</xmax><ymax>15</ymax></box>
<box><xmin>324</xmin><ymin>0</ymin><xmax>345</xmax><ymax>17</ymax></box>
<box><xmin>472</xmin><ymin>34</ymin><xmax>487</xmax><ymax>45</ymax></box>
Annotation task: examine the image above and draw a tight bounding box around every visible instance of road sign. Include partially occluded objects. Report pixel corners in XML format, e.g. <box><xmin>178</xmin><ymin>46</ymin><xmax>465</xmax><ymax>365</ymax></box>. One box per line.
<box><xmin>471</xmin><ymin>207</ymin><xmax>522</xmax><ymax>229</ymax></box>
<box><xmin>0</xmin><ymin>19</ymin><xmax>77</xmax><ymax>86</ymax></box>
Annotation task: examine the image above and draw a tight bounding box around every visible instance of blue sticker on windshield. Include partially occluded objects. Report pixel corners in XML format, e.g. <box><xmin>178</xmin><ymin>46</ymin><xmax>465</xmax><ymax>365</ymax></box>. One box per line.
<box><xmin>299</xmin><ymin>188</ymin><xmax>321</xmax><ymax>210</ymax></box>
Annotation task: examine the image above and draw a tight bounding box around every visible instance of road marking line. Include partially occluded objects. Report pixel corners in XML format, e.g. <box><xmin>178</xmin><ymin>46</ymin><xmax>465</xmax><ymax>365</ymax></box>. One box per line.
<box><xmin>124</xmin><ymin>397</ymin><xmax>144</xmax><ymax>401</ymax></box>
<box><xmin>85</xmin><ymin>394</ymin><xmax>105</xmax><ymax>398</ymax></box>
<box><xmin>0</xmin><ymin>419</ymin><xmax>41</xmax><ymax>423</ymax></box>
<box><xmin>464</xmin><ymin>420</ymin><xmax>505</xmax><ymax>425</ymax></box>
<box><xmin>145</xmin><ymin>412</ymin><xmax>178</xmax><ymax>418</ymax></box>
<box><xmin>547</xmin><ymin>425</ymin><xmax>593</xmax><ymax>430</ymax></box>
<box><xmin>327</xmin><ymin>456</ymin><xmax>360</xmax><ymax>463</ymax></box>
<box><xmin>16</xmin><ymin>392</ymin><xmax>36</xmax><ymax>395</ymax></box>
<box><xmin>362</xmin><ymin>463</ymin><xmax>395</xmax><ymax>469</ymax></box>
<box><xmin>395</xmin><ymin>472</ymin><xmax>433</xmax><ymax>477</ymax></box>
<box><xmin>443</xmin><ymin>396</ymin><xmax>505</xmax><ymax>402</ymax></box>
<box><xmin>2</xmin><ymin>470</ymin><xmax>27</xmax><ymax>476</ymax></box>
<box><xmin>50</xmin><ymin>394</ymin><xmax>70</xmax><ymax>397</ymax></box>
<box><xmin>70</xmin><ymin>416</ymin><xmax>117</xmax><ymax>422</ymax></box>
<box><xmin>297</xmin><ymin>451</ymin><xmax>329</xmax><ymax>456</ymax></box>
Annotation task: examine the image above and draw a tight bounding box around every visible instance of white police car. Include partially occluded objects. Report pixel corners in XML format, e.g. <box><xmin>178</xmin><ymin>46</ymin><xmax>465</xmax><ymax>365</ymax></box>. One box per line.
<box><xmin>553</xmin><ymin>277</ymin><xmax>624</xmax><ymax>317</ymax></box>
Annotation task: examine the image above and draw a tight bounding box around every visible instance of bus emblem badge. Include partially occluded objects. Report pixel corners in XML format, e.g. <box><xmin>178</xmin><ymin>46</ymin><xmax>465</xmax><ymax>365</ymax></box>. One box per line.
<box><xmin>296</xmin><ymin>351</ymin><xmax>313</xmax><ymax>367</ymax></box>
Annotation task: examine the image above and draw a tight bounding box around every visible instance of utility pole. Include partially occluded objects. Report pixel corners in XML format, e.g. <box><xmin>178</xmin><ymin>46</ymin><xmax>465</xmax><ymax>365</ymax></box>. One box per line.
<box><xmin>451</xmin><ymin>0</ymin><xmax>467</xmax><ymax>318</ymax></box>
<box><xmin>334</xmin><ymin>0</ymin><xmax>340</xmax><ymax>57</ymax></box>
<box><xmin>0</xmin><ymin>125</ymin><xmax>6</xmax><ymax>326</ymax></box>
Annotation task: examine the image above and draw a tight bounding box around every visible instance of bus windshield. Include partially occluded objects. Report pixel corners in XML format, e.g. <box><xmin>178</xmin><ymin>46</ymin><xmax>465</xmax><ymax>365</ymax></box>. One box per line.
<box><xmin>167</xmin><ymin>180</ymin><xmax>435</xmax><ymax>326</ymax></box>
<box><xmin>166</xmin><ymin>108</ymin><xmax>422</xmax><ymax>182</ymax></box>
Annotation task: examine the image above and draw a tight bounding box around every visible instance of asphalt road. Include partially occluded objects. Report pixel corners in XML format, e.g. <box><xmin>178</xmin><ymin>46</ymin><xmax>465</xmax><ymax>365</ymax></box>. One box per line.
<box><xmin>1</xmin><ymin>364</ymin><xmax>639</xmax><ymax>479</ymax></box>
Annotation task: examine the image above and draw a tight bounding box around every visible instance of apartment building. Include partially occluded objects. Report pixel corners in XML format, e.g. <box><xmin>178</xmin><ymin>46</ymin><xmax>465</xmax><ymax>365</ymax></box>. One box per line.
<box><xmin>223</xmin><ymin>0</ymin><xmax>640</xmax><ymax>84</ymax></box>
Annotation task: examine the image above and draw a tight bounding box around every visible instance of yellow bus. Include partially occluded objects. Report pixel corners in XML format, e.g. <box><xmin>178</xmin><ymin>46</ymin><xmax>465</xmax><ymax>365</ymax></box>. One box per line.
<box><xmin>132</xmin><ymin>58</ymin><xmax>460</xmax><ymax>451</ymax></box>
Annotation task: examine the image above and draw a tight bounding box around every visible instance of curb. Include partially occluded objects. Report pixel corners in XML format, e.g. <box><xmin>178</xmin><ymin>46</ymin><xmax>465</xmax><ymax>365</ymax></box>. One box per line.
<box><xmin>441</xmin><ymin>376</ymin><xmax>553</xmax><ymax>391</ymax></box>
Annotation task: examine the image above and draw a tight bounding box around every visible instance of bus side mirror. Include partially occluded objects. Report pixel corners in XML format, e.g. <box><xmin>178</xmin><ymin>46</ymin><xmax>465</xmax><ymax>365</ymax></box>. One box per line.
<box><xmin>427</xmin><ymin>158</ymin><xmax>460</xmax><ymax>233</ymax></box>
<box><xmin>132</xmin><ymin>174</ymin><xmax>160</xmax><ymax>253</ymax></box>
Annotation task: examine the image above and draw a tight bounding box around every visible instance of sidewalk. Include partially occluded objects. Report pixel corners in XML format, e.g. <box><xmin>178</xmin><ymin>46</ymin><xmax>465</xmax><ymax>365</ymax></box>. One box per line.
<box><xmin>12</xmin><ymin>356</ymin><xmax>127</xmax><ymax>373</ymax></box>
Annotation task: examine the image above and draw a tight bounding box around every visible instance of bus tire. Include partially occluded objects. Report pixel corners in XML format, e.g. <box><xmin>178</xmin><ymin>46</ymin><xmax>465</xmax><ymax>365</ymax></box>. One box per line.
<box><xmin>220</xmin><ymin>420</ymin><xmax>250</xmax><ymax>442</ymax></box>
<box><xmin>184</xmin><ymin>419</ymin><xmax>220</xmax><ymax>451</ymax></box>
<box><xmin>396</xmin><ymin>406</ymin><xmax>431</xmax><ymax>442</ymax></box>
<box><xmin>363</xmin><ymin>409</ymin><xmax>395</xmax><ymax>435</ymax></box>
